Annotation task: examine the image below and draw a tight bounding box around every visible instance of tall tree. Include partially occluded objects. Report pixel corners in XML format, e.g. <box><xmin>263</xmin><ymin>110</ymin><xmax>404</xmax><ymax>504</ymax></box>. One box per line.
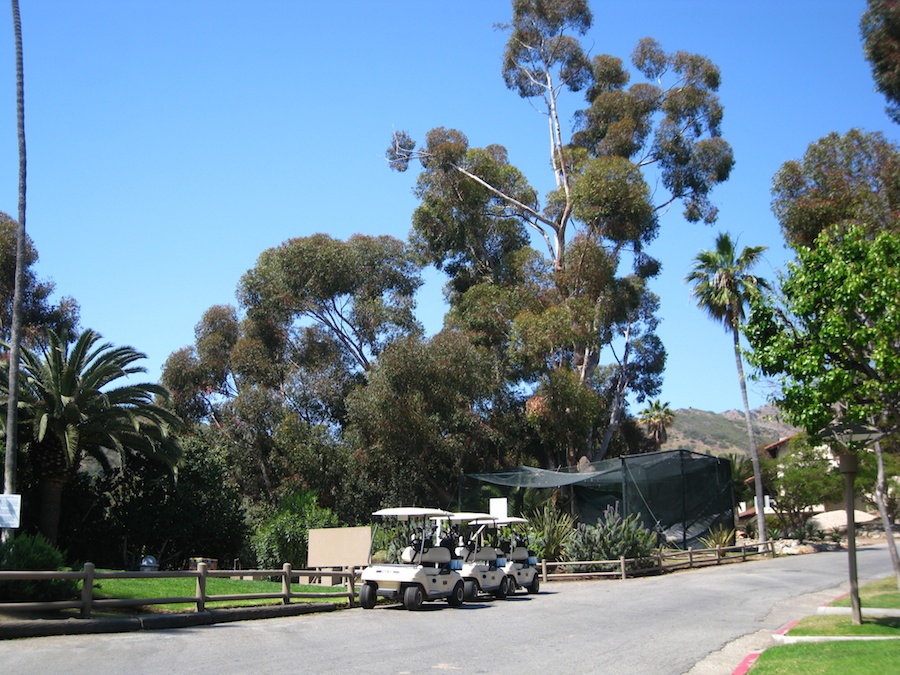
<box><xmin>686</xmin><ymin>232</ymin><xmax>769</xmax><ymax>545</ymax></box>
<box><xmin>639</xmin><ymin>400</ymin><xmax>674</xmax><ymax>450</ymax></box>
<box><xmin>771</xmin><ymin>129</ymin><xmax>900</xmax><ymax>249</ymax></box>
<box><xmin>388</xmin><ymin>0</ymin><xmax>730</xmax><ymax>467</ymax></box>
<box><xmin>238</xmin><ymin>233</ymin><xmax>422</xmax><ymax>373</ymax></box>
<box><xmin>1</xmin><ymin>329</ymin><xmax>182</xmax><ymax>543</ymax></box>
<box><xmin>746</xmin><ymin>225</ymin><xmax>900</xmax><ymax>587</ymax></box>
<box><xmin>3</xmin><ymin>0</ymin><xmax>26</xmax><ymax>539</ymax></box>
<box><xmin>862</xmin><ymin>0</ymin><xmax>900</xmax><ymax>123</ymax></box>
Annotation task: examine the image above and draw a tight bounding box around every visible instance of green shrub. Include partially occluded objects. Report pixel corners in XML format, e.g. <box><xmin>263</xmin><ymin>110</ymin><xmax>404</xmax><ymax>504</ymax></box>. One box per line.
<box><xmin>699</xmin><ymin>525</ymin><xmax>736</xmax><ymax>549</ymax></box>
<box><xmin>251</xmin><ymin>490</ymin><xmax>339</xmax><ymax>569</ymax></box>
<box><xmin>0</xmin><ymin>532</ymin><xmax>79</xmax><ymax>601</ymax></box>
<box><xmin>528</xmin><ymin>503</ymin><xmax>574</xmax><ymax>561</ymax></box>
<box><xmin>564</xmin><ymin>504</ymin><xmax>657</xmax><ymax>572</ymax></box>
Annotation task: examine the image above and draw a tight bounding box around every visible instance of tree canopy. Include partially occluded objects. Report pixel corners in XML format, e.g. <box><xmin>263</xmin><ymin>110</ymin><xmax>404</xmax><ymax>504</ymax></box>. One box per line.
<box><xmin>746</xmin><ymin>225</ymin><xmax>900</xmax><ymax>438</ymax></box>
<box><xmin>771</xmin><ymin>129</ymin><xmax>900</xmax><ymax>249</ymax></box>
<box><xmin>862</xmin><ymin>0</ymin><xmax>900</xmax><ymax>124</ymax></box>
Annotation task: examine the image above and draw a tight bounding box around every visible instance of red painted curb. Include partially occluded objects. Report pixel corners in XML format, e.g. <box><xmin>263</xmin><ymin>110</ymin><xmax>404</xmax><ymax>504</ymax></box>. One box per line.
<box><xmin>732</xmin><ymin>651</ymin><xmax>761</xmax><ymax>675</ymax></box>
<box><xmin>775</xmin><ymin>619</ymin><xmax>799</xmax><ymax>635</ymax></box>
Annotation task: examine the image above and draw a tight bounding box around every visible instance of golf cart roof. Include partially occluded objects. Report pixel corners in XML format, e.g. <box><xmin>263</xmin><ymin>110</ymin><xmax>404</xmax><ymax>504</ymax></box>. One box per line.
<box><xmin>430</xmin><ymin>511</ymin><xmax>496</xmax><ymax>523</ymax></box>
<box><xmin>471</xmin><ymin>516</ymin><xmax>529</xmax><ymax>526</ymax></box>
<box><xmin>371</xmin><ymin>507</ymin><xmax>454</xmax><ymax>520</ymax></box>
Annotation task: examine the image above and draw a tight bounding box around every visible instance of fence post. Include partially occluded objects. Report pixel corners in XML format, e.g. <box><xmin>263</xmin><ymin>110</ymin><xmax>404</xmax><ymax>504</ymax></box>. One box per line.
<box><xmin>196</xmin><ymin>562</ymin><xmax>207</xmax><ymax>612</ymax></box>
<box><xmin>347</xmin><ymin>566</ymin><xmax>356</xmax><ymax>606</ymax></box>
<box><xmin>688</xmin><ymin>547</ymin><xmax>693</xmax><ymax>569</ymax></box>
<box><xmin>282</xmin><ymin>563</ymin><xmax>292</xmax><ymax>605</ymax></box>
<box><xmin>716</xmin><ymin>545</ymin><xmax>721</xmax><ymax>564</ymax></box>
<box><xmin>741</xmin><ymin>544</ymin><xmax>746</xmax><ymax>562</ymax></box>
<box><xmin>80</xmin><ymin>562</ymin><xmax>95</xmax><ymax>619</ymax></box>
<box><xmin>657</xmin><ymin>549</ymin><xmax>663</xmax><ymax>573</ymax></box>
<box><xmin>541</xmin><ymin>559</ymin><xmax>548</xmax><ymax>584</ymax></box>
<box><xmin>620</xmin><ymin>556</ymin><xmax>627</xmax><ymax>580</ymax></box>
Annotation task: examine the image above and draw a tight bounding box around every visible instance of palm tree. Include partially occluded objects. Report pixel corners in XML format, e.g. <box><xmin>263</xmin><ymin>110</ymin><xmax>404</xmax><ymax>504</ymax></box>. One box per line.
<box><xmin>638</xmin><ymin>400</ymin><xmax>674</xmax><ymax>450</ymax></box>
<box><xmin>686</xmin><ymin>233</ymin><xmax>769</xmax><ymax>545</ymax></box>
<box><xmin>2</xmin><ymin>329</ymin><xmax>182</xmax><ymax>543</ymax></box>
<box><xmin>3</xmin><ymin>0</ymin><xmax>27</xmax><ymax>540</ymax></box>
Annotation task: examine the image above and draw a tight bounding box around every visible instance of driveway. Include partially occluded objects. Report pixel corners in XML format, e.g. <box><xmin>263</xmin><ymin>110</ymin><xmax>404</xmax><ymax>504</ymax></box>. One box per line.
<box><xmin>0</xmin><ymin>542</ymin><xmax>893</xmax><ymax>674</ymax></box>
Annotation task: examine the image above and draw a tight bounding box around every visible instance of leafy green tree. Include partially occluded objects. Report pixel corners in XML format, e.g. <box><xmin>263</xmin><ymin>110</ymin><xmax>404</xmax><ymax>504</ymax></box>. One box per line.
<box><xmin>389</xmin><ymin>1</ymin><xmax>727</xmax><ymax>467</ymax></box>
<box><xmin>771</xmin><ymin>129</ymin><xmax>900</xmax><ymax>249</ymax></box>
<box><xmin>238</xmin><ymin>233</ymin><xmax>423</xmax><ymax>372</ymax></box>
<box><xmin>345</xmin><ymin>330</ymin><xmax>499</xmax><ymax>507</ymax></box>
<box><xmin>763</xmin><ymin>435</ymin><xmax>844</xmax><ymax>533</ymax></box>
<box><xmin>746</xmin><ymin>225</ymin><xmax>900</xmax><ymax>585</ymax></box>
<box><xmin>0</xmin><ymin>214</ymin><xmax>79</xmax><ymax>345</ymax></box>
<box><xmin>639</xmin><ymin>400</ymin><xmax>674</xmax><ymax>450</ymax></box>
<box><xmin>0</xmin><ymin>329</ymin><xmax>182</xmax><ymax>543</ymax></box>
<box><xmin>686</xmin><ymin>232</ymin><xmax>769</xmax><ymax>545</ymax></box>
<box><xmin>862</xmin><ymin>0</ymin><xmax>900</xmax><ymax>123</ymax></box>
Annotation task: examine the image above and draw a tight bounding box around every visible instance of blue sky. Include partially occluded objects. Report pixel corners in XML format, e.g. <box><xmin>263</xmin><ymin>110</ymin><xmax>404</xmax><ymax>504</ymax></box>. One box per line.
<box><xmin>0</xmin><ymin>1</ymin><xmax>895</xmax><ymax>414</ymax></box>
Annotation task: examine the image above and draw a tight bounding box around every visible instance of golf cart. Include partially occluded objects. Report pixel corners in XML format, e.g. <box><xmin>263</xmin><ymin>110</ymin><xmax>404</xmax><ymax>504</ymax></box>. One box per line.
<box><xmin>432</xmin><ymin>512</ymin><xmax>510</xmax><ymax>600</ymax></box>
<box><xmin>359</xmin><ymin>507</ymin><xmax>466</xmax><ymax>610</ymax></box>
<box><xmin>479</xmin><ymin>516</ymin><xmax>540</xmax><ymax>595</ymax></box>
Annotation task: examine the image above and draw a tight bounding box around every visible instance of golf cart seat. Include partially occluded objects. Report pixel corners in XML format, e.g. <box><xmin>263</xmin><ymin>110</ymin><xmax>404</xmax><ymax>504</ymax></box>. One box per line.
<box><xmin>401</xmin><ymin>546</ymin><xmax>418</xmax><ymax>563</ymax></box>
<box><xmin>473</xmin><ymin>547</ymin><xmax>496</xmax><ymax>562</ymax></box>
<box><xmin>420</xmin><ymin>546</ymin><xmax>452</xmax><ymax>566</ymax></box>
<box><xmin>510</xmin><ymin>546</ymin><xmax>529</xmax><ymax>561</ymax></box>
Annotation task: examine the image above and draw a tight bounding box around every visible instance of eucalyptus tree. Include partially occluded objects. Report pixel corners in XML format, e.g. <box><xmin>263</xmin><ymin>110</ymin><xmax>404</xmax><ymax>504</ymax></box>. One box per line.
<box><xmin>388</xmin><ymin>0</ymin><xmax>730</xmax><ymax>467</ymax></box>
<box><xmin>771</xmin><ymin>129</ymin><xmax>900</xmax><ymax>249</ymax></box>
<box><xmin>862</xmin><ymin>0</ymin><xmax>900</xmax><ymax>123</ymax></box>
<box><xmin>686</xmin><ymin>232</ymin><xmax>768</xmax><ymax>544</ymax></box>
<box><xmin>1</xmin><ymin>329</ymin><xmax>182</xmax><ymax>543</ymax></box>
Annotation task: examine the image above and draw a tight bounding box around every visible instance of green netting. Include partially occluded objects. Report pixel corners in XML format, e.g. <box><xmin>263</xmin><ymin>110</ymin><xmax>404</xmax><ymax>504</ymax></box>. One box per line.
<box><xmin>465</xmin><ymin>449</ymin><xmax>734</xmax><ymax>549</ymax></box>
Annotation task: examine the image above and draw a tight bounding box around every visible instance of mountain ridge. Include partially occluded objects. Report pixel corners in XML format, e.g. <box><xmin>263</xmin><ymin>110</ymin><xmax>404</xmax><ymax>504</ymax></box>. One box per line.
<box><xmin>659</xmin><ymin>404</ymin><xmax>799</xmax><ymax>456</ymax></box>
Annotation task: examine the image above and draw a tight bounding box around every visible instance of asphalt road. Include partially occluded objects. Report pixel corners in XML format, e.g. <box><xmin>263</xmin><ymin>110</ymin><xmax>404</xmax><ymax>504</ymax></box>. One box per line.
<box><xmin>0</xmin><ymin>542</ymin><xmax>893</xmax><ymax>675</ymax></box>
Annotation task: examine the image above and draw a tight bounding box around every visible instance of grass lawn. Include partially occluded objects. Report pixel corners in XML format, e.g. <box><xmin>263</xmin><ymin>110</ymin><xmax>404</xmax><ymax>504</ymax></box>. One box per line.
<box><xmin>92</xmin><ymin>574</ymin><xmax>350</xmax><ymax>612</ymax></box>
<box><xmin>750</xmin><ymin>640</ymin><xmax>900</xmax><ymax>674</ymax></box>
<box><xmin>749</xmin><ymin>576</ymin><xmax>900</xmax><ymax>673</ymax></box>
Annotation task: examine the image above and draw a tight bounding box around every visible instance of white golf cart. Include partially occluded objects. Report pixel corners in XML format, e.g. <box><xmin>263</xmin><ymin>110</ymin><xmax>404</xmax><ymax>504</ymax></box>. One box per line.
<box><xmin>359</xmin><ymin>507</ymin><xmax>466</xmax><ymax>610</ymax></box>
<box><xmin>479</xmin><ymin>516</ymin><xmax>540</xmax><ymax>595</ymax></box>
<box><xmin>432</xmin><ymin>512</ymin><xmax>510</xmax><ymax>601</ymax></box>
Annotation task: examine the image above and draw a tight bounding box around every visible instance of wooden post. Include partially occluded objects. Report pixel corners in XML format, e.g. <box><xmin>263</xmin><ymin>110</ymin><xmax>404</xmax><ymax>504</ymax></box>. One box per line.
<box><xmin>196</xmin><ymin>562</ymin><xmax>207</xmax><ymax>613</ymax></box>
<box><xmin>80</xmin><ymin>562</ymin><xmax>95</xmax><ymax>619</ymax></box>
<box><xmin>542</xmin><ymin>559</ymin><xmax>548</xmax><ymax>583</ymax></box>
<box><xmin>347</xmin><ymin>566</ymin><xmax>356</xmax><ymax>606</ymax></box>
<box><xmin>620</xmin><ymin>556</ymin><xmax>626</xmax><ymax>580</ymax></box>
<box><xmin>282</xmin><ymin>563</ymin><xmax>292</xmax><ymax>605</ymax></box>
<box><xmin>741</xmin><ymin>545</ymin><xmax>746</xmax><ymax>562</ymax></box>
<box><xmin>716</xmin><ymin>545</ymin><xmax>722</xmax><ymax>564</ymax></box>
<box><xmin>688</xmin><ymin>548</ymin><xmax>693</xmax><ymax>568</ymax></box>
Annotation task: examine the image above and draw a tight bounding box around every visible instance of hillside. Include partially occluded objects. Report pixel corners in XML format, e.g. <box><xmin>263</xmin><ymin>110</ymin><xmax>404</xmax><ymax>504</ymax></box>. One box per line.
<box><xmin>659</xmin><ymin>404</ymin><xmax>798</xmax><ymax>456</ymax></box>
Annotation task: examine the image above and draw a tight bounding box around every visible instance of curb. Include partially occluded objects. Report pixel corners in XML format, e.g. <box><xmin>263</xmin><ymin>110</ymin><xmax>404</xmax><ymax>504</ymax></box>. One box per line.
<box><xmin>0</xmin><ymin>603</ymin><xmax>339</xmax><ymax>640</ymax></box>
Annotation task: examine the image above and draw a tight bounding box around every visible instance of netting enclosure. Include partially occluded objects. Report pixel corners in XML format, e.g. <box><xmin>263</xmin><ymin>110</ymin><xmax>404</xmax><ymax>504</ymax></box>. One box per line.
<box><xmin>464</xmin><ymin>450</ymin><xmax>734</xmax><ymax>549</ymax></box>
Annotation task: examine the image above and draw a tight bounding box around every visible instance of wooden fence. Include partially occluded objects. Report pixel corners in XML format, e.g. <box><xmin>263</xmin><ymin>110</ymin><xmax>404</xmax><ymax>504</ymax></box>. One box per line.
<box><xmin>0</xmin><ymin>562</ymin><xmax>358</xmax><ymax>619</ymax></box>
<box><xmin>539</xmin><ymin>541</ymin><xmax>776</xmax><ymax>582</ymax></box>
<box><xmin>0</xmin><ymin>542</ymin><xmax>774</xmax><ymax>619</ymax></box>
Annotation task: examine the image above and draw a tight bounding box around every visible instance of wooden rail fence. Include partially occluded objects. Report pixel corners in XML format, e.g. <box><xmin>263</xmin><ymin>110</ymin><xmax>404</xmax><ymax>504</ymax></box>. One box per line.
<box><xmin>0</xmin><ymin>562</ymin><xmax>358</xmax><ymax>619</ymax></box>
<box><xmin>0</xmin><ymin>542</ymin><xmax>775</xmax><ymax>618</ymax></box>
<box><xmin>539</xmin><ymin>541</ymin><xmax>776</xmax><ymax>582</ymax></box>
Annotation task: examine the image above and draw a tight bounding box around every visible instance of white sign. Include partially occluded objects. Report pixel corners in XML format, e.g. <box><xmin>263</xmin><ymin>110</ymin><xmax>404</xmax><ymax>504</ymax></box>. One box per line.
<box><xmin>489</xmin><ymin>497</ymin><xmax>508</xmax><ymax>519</ymax></box>
<box><xmin>0</xmin><ymin>494</ymin><xmax>22</xmax><ymax>528</ymax></box>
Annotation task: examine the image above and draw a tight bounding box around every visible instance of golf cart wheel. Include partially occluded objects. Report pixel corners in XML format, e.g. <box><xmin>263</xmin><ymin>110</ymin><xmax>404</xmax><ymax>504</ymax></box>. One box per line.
<box><xmin>494</xmin><ymin>575</ymin><xmax>509</xmax><ymax>599</ymax></box>
<box><xmin>527</xmin><ymin>576</ymin><xmax>540</xmax><ymax>594</ymax></box>
<box><xmin>403</xmin><ymin>585</ymin><xmax>424</xmax><ymax>611</ymax></box>
<box><xmin>447</xmin><ymin>580</ymin><xmax>465</xmax><ymax>607</ymax></box>
<box><xmin>359</xmin><ymin>583</ymin><xmax>377</xmax><ymax>609</ymax></box>
<box><xmin>463</xmin><ymin>579</ymin><xmax>478</xmax><ymax>600</ymax></box>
